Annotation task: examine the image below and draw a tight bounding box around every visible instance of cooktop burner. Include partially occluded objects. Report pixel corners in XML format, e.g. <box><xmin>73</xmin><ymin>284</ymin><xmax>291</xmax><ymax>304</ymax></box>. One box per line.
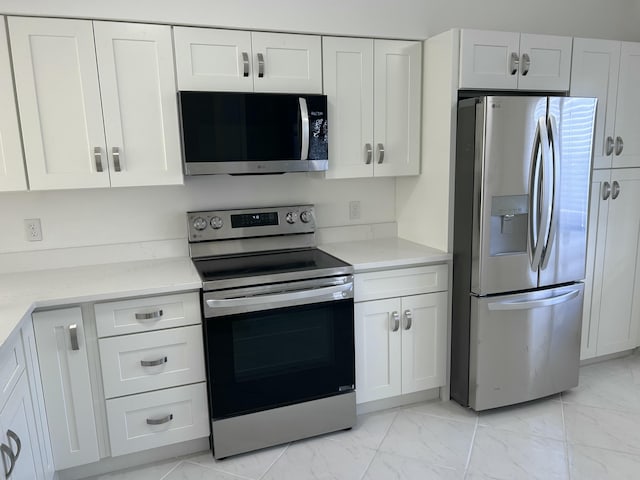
<box><xmin>195</xmin><ymin>248</ymin><xmax>352</xmax><ymax>290</ymax></box>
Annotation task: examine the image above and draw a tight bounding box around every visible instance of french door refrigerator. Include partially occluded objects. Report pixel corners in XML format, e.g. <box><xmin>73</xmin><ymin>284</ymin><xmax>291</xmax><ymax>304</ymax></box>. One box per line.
<box><xmin>451</xmin><ymin>95</ymin><xmax>597</xmax><ymax>411</ymax></box>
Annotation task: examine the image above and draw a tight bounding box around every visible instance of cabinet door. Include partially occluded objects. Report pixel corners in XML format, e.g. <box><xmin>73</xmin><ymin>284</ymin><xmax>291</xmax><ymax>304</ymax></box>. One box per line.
<box><xmin>401</xmin><ymin>292</ymin><xmax>447</xmax><ymax>394</ymax></box>
<box><xmin>570</xmin><ymin>38</ymin><xmax>620</xmax><ymax>170</ymax></box>
<box><xmin>251</xmin><ymin>32</ymin><xmax>322</xmax><ymax>93</ymax></box>
<box><xmin>0</xmin><ymin>18</ymin><xmax>26</xmax><ymax>192</ymax></box>
<box><xmin>594</xmin><ymin>169</ymin><xmax>640</xmax><ymax>356</ymax></box>
<box><xmin>373</xmin><ymin>40</ymin><xmax>421</xmax><ymax>177</ymax></box>
<box><xmin>459</xmin><ymin>29</ymin><xmax>520</xmax><ymax>90</ymax></box>
<box><xmin>19</xmin><ymin>321</ymin><xmax>54</xmax><ymax>480</ymax></box>
<box><xmin>94</xmin><ymin>22</ymin><xmax>183</xmax><ymax>187</ymax></box>
<box><xmin>354</xmin><ymin>298</ymin><xmax>401</xmax><ymax>403</ymax></box>
<box><xmin>173</xmin><ymin>27</ymin><xmax>254</xmax><ymax>92</ymax></box>
<box><xmin>580</xmin><ymin>170</ymin><xmax>610</xmax><ymax>360</ymax></box>
<box><xmin>517</xmin><ymin>33</ymin><xmax>572</xmax><ymax>91</ymax></box>
<box><xmin>8</xmin><ymin>17</ymin><xmax>109</xmax><ymax>190</ymax></box>
<box><xmin>32</xmin><ymin>308</ymin><xmax>99</xmax><ymax>470</ymax></box>
<box><xmin>0</xmin><ymin>375</ymin><xmax>41</xmax><ymax>480</ymax></box>
<box><xmin>611</xmin><ymin>42</ymin><xmax>640</xmax><ymax>168</ymax></box>
<box><xmin>322</xmin><ymin>37</ymin><xmax>374</xmax><ymax>179</ymax></box>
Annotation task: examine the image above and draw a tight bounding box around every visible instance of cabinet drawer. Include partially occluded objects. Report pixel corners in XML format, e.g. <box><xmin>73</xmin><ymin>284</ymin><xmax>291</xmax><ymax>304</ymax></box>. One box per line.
<box><xmin>354</xmin><ymin>264</ymin><xmax>448</xmax><ymax>302</ymax></box>
<box><xmin>0</xmin><ymin>331</ymin><xmax>25</xmax><ymax>410</ymax></box>
<box><xmin>99</xmin><ymin>325</ymin><xmax>205</xmax><ymax>398</ymax></box>
<box><xmin>105</xmin><ymin>382</ymin><xmax>209</xmax><ymax>457</ymax></box>
<box><xmin>95</xmin><ymin>292</ymin><xmax>201</xmax><ymax>337</ymax></box>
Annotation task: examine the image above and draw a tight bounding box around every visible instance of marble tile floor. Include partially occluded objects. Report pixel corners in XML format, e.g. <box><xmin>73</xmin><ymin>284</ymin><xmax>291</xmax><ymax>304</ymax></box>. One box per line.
<box><xmin>86</xmin><ymin>352</ymin><xmax>640</xmax><ymax>480</ymax></box>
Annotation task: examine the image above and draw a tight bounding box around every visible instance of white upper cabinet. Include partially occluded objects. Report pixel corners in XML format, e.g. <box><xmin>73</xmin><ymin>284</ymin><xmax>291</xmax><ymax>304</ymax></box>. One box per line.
<box><xmin>93</xmin><ymin>22</ymin><xmax>182</xmax><ymax>187</ymax></box>
<box><xmin>571</xmin><ymin>39</ymin><xmax>640</xmax><ymax>169</ymax></box>
<box><xmin>8</xmin><ymin>17</ymin><xmax>182</xmax><ymax>190</ymax></box>
<box><xmin>0</xmin><ymin>17</ymin><xmax>27</xmax><ymax>192</ymax></box>
<box><xmin>459</xmin><ymin>29</ymin><xmax>572</xmax><ymax>91</ymax></box>
<box><xmin>323</xmin><ymin>37</ymin><xmax>421</xmax><ymax>178</ymax></box>
<box><xmin>9</xmin><ymin>17</ymin><xmax>109</xmax><ymax>190</ymax></box>
<box><xmin>174</xmin><ymin>27</ymin><xmax>322</xmax><ymax>93</ymax></box>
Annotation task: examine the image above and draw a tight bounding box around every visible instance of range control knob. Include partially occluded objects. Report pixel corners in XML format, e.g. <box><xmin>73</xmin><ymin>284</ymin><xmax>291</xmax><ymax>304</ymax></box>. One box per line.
<box><xmin>192</xmin><ymin>217</ymin><xmax>208</xmax><ymax>231</ymax></box>
<box><xmin>285</xmin><ymin>212</ymin><xmax>298</xmax><ymax>224</ymax></box>
<box><xmin>210</xmin><ymin>216</ymin><xmax>224</xmax><ymax>229</ymax></box>
<box><xmin>300</xmin><ymin>210</ymin><xmax>313</xmax><ymax>223</ymax></box>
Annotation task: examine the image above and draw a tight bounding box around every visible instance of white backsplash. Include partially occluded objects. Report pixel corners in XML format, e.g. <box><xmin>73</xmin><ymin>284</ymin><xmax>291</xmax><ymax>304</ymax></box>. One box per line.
<box><xmin>0</xmin><ymin>174</ymin><xmax>397</xmax><ymax>273</ymax></box>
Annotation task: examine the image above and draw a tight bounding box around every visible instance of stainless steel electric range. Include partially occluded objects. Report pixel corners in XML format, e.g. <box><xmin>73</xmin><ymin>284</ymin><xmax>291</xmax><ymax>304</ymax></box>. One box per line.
<box><xmin>187</xmin><ymin>205</ymin><xmax>356</xmax><ymax>459</ymax></box>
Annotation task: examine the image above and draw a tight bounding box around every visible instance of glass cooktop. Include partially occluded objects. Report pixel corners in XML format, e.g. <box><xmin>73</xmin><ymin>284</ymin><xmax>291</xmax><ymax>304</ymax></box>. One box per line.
<box><xmin>194</xmin><ymin>248</ymin><xmax>353</xmax><ymax>290</ymax></box>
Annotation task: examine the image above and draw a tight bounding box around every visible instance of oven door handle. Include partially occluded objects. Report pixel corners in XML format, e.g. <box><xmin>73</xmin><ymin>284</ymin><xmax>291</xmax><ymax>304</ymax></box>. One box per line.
<box><xmin>206</xmin><ymin>283</ymin><xmax>353</xmax><ymax>310</ymax></box>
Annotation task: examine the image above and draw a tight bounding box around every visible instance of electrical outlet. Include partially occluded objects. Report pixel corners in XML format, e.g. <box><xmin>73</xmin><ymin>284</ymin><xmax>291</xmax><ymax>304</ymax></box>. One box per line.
<box><xmin>349</xmin><ymin>201</ymin><xmax>361</xmax><ymax>220</ymax></box>
<box><xmin>24</xmin><ymin>218</ymin><xmax>43</xmax><ymax>242</ymax></box>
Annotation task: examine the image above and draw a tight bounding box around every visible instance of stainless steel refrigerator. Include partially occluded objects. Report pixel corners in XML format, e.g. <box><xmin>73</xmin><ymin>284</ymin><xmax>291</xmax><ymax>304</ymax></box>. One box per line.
<box><xmin>451</xmin><ymin>95</ymin><xmax>597</xmax><ymax>411</ymax></box>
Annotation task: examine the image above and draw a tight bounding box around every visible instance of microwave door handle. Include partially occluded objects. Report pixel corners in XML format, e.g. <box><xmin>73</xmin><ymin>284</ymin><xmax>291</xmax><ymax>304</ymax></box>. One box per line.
<box><xmin>299</xmin><ymin>97</ymin><xmax>309</xmax><ymax>161</ymax></box>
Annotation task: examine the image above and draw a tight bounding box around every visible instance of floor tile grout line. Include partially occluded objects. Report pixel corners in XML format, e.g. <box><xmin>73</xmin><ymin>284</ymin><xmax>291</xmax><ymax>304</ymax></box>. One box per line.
<box><xmin>181</xmin><ymin>459</ymin><xmax>256</xmax><ymax>480</ymax></box>
<box><xmin>257</xmin><ymin>443</ymin><xmax>290</xmax><ymax>480</ymax></box>
<box><xmin>560</xmin><ymin>392</ymin><xmax>572</xmax><ymax>480</ymax></box>
<box><xmin>158</xmin><ymin>459</ymin><xmax>185</xmax><ymax>480</ymax></box>
<box><xmin>463</xmin><ymin>416</ymin><xmax>479</xmax><ymax>477</ymax></box>
<box><xmin>358</xmin><ymin>410</ymin><xmax>399</xmax><ymax>480</ymax></box>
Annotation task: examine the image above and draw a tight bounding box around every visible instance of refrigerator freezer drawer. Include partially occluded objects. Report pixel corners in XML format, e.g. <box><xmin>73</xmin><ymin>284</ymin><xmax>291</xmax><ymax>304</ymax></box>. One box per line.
<box><xmin>469</xmin><ymin>283</ymin><xmax>583</xmax><ymax>411</ymax></box>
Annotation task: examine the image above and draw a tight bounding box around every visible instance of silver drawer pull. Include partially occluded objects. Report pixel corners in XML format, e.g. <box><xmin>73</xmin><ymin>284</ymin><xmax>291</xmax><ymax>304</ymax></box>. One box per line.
<box><xmin>141</xmin><ymin>356</ymin><xmax>168</xmax><ymax>367</ymax></box>
<box><xmin>94</xmin><ymin>147</ymin><xmax>103</xmax><ymax>172</ymax></box>
<box><xmin>146</xmin><ymin>414</ymin><xmax>173</xmax><ymax>425</ymax></box>
<box><xmin>6</xmin><ymin>430</ymin><xmax>21</xmax><ymax>461</ymax></box>
<box><xmin>257</xmin><ymin>52</ymin><xmax>265</xmax><ymax>78</ymax></box>
<box><xmin>135</xmin><ymin>310</ymin><xmax>163</xmax><ymax>321</ymax></box>
<box><xmin>377</xmin><ymin>143</ymin><xmax>385</xmax><ymax>164</ymax></box>
<box><xmin>390</xmin><ymin>311</ymin><xmax>400</xmax><ymax>332</ymax></box>
<box><xmin>403</xmin><ymin>309</ymin><xmax>413</xmax><ymax>330</ymax></box>
<box><xmin>365</xmin><ymin>143</ymin><xmax>372</xmax><ymax>165</ymax></box>
<box><xmin>69</xmin><ymin>324</ymin><xmax>79</xmax><ymax>351</ymax></box>
<box><xmin>242</xmin><ymin>51</ymin><xmax>250</xmax><ymax>77</ymax></box>
<box><xmin>112</xmin><ymin>146</ymin><xmax>122</xmax><ymax>172</ymax></box>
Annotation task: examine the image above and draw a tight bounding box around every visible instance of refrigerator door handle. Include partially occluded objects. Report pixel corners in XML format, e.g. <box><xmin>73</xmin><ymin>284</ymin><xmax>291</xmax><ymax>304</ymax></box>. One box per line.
<box><xmin>540</xmin><ymin>114</ymin><xmax>560</xmax><ymax>269</ymax></box>
<box><xmin>487</xmin><ymin>289</ymin><xmax>580</xmax><ymax>311</ymax></box>
<box><xmin>529</xmin><ymin>117</ymin><xmax>550</xmax><ymax>271</ymax></box>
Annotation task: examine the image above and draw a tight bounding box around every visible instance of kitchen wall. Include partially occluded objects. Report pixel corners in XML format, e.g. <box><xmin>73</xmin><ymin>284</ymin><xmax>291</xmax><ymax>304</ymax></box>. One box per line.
<box><xmin>0</xmin><ymin>0</ymin><xmax>638</xmax><ymax>269</ymax></box>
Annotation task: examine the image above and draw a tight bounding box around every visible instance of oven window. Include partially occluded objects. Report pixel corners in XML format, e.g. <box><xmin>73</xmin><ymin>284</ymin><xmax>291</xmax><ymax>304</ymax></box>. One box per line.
<box><xmin>205</xmin><ymin>299</ymin><xmax>354</xmax><ymax>419</ymax></box>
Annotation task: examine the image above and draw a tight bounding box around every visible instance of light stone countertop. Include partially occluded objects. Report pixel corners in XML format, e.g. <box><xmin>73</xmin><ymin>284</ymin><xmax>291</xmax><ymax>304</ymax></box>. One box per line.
<box><xmin>0</xmin><ymin>257</ymin><xmax>201</xmax><ymax>349</ymax></box>
<box><xmin>319</xmin><ymin>237</ymin><xmax>451</xmax><ymax>273</ymax></box>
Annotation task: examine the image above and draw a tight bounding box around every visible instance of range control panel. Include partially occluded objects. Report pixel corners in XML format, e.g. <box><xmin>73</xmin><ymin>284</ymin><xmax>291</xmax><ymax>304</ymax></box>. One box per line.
<box><xmin>187</xmin><ymin>205</ymin><xmax>315</xmax><ymax>242</ymax></box>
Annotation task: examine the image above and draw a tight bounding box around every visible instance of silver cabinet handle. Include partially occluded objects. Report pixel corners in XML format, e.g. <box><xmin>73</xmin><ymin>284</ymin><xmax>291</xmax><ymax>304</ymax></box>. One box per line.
<box><xmin>606</xmin><ymin>136</ymin><xmax>615</xmax><ymax>156</ymax></box>
<box><xmin>69</xmin><ymin>324</ymin><xmax>79</xmax><ymax>351</ymax></box>
<box><xmin>612</xmin><ymin>180</ymin><xmax>620</xmax><ymax>200</ymax></box>
<box><xmin>135</xmin><ymin>310</ymin><xmax>163</xmax><ymax>321</ymax></box>
<box><xmin>615</xmin><ymin>136</ymin><xmax>624</xmax><ymax>156</ymax></box>
<box><xmin>112</xmin><ymin>146</ymin><xmax>121</xmax><ymax>172</ymax></box>
<box><xmin>1</xmin><ymin>443</ymin><xmax>15</xmax><ymax>478</ymax></box>
<box><xmin>602</xmin><ymin>181</ymin><xmax>611</xmax><ymax>200</ymax></box>
<box><xmin>510</xmin><ymin>52</ymin><xmax>520</xmax><ymax>75</ymax></box>
<box><xmin>94</xmin><ymin>147</ymin><xmax>103</xmax><ymax>172</ymax></box>
<box><xmin>390</xmin><ymin>311</ymin><xmax>400</xmax><ymax>332</ymax></box>
<box><xmin>146</xmin><ymin>414</ymin><xmax>173</xmax><ymax>425</ymax></box>
<box><xmin>376</xmin><ymin>143</ymin><xmax>385</xmax><ymax>164</ymax></box>
<box><xmin>257</xmin><ymin>52</ymin><xmax>265</xmax><ymax>78</ymax></box>
<box><xmin>6</xmin><ymin>430</ymin><xmax>21</xmax><ymax>462</ymax></box>
<box><xmin>299</xmin><ymin>97</ymin><xmax>309</xmax><ymax>161</ymax></box>
<box><xmin>521</xmin><ymin>53</ymin><xmax>531</xmax><ymax>76</ymax></box>
<box><xmin>365</xmin><ymin>143</ymin><xmax>372</xmax><ymax>165</ymax></box>
<box><xmin>141</xmin><ymin>356</ymin><xmax>168</xmax><ymax>367</ymax></box>
<box><xmin>242</xmin><ymin>51</ymin><xmax>250</xmax><ymax>77</ymax></box>
<box><xmin>403</xmin><ymin>309</ymin><xmax>412</xmax><ymax>330</ymax></box>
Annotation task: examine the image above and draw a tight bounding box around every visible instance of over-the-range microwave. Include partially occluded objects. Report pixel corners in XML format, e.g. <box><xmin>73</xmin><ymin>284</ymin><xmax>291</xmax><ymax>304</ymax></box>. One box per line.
<box><xmin>178</xmin><ymin>91</ymin><xmax>328</xmax><ymax>175</ymax></box>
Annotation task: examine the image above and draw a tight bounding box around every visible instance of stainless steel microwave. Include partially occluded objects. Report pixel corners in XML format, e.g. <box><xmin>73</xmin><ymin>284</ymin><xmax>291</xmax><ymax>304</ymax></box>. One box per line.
<box><xmin>178</xmin><ymin>92</ymin><xmax>328</xmax><ymax>175</ymax></box>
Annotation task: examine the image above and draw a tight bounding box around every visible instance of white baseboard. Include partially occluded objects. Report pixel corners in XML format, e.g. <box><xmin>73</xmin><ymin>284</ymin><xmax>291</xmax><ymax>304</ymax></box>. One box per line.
<box><xmin>356</xmin><ymin>388</ymin><xmax>441</xmax><ymax>415</ymax></box>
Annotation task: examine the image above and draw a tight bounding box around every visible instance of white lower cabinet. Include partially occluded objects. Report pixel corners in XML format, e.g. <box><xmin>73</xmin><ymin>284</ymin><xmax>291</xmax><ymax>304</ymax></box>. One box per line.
<box><xmin>105</xmin><ymin>383</ymin><xmax>209</xmax><ymax>457</ymax></box>
<box><xmin>0</xmin><ymin>374</ymin><xmax>41</xmax><ymax>480</ymax></box>
<box><xmin>581</xmin><ymin>168</ymin><xmax>640</xmax><ymax>359</ymax></box>
<box><xmin>354</xmin><ymin>265</ymin><xmax>449</xmax><ymax>404</ymax></box>
<box><xmin>32</xmin><ymin>307</ymin><xmax>100</xmax><ymax>470</ymax></box>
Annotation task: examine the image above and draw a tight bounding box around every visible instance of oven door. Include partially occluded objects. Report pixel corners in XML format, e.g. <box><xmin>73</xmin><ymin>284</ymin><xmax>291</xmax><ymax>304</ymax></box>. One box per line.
<box><xmin>203</xmin><ymin>278</ymin><xmax>354</xmax><ymax>420</ymax></box>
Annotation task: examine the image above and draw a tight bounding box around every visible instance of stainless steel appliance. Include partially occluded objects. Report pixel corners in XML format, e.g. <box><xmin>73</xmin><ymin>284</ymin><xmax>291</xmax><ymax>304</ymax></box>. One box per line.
<box><xmin>451</xmin><ymin>95</ymin><xmax>597</xmax><ymax>411</ymax></box>
<box><xmin>188</xmin><ymin>205</ymin><xmax>355</xmax><ymax>458</ymax></box>
<box><xmin>179</xmin><ymin>92</ymin><xmax>328</xmax><ymax>175</ymax></box>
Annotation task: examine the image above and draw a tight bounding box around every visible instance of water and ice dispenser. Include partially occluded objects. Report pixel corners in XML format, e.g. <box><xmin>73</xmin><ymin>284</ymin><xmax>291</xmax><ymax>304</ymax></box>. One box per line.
<box><xmin>489</xmin><ymin>195</ymin><xmax>528</xmax><ymax>256</ymax></box>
